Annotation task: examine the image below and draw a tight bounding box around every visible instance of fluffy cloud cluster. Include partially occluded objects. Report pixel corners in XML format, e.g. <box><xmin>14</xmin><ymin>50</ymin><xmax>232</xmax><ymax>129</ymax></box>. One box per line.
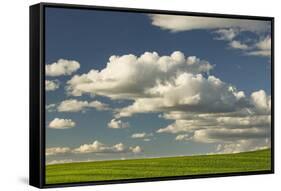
<box><xmin>46</xmin><ymin>59</ymin><xmax>80</xmax><ymax>76</ymax></box>
<box><xmin>67</xmin><ymin>51</ymin><xmax>213</xmax><ymax>98</ymax></box>
<box><xmin>107</xmin><ymin>119</ymin><xmax>130</xmax><ymax>129</ymax></box>
<box><xmin>46</xmin><ymin>141</ymin><xmax>143</xmax><ymax>156</ymax></box>
<box><xmin>65</xmin><ymin>51</ymin><xmax>271</xmax><ymax>154</ymax></box>
<box><xmin>157</xmin><ymin>90</ymin><xmax>271</xmax><ymax>153</ymax></box>
<box><xmin>45</xmin><ymin>80</ymin><xmax>60</xmax><ymax>91</ymax></box>
<box><xmin>57</xmin><ymin>99</ymin><xmax>110</xmax><ymax>112</ymax></box>
<box><xmin>48</xmin><ymin>118</ymin><xmax>76</xmax><ymax>129</ymax></box>
<box><xmin>150</xmin><ymin>14</ymin><xmax>271</xmax><ymax>57</ymax></box>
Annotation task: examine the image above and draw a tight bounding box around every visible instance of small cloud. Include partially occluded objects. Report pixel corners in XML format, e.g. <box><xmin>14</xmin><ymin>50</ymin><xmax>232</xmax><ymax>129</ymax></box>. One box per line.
<box><xmin>45</xmin><ymin>80</ymin><xmax>59</xmax><ymax>91</ymax></box>
<box><xmin>107</xmin><ymin>119</ymin><xmax>129</xmax><ymax>129</ymax></box>
<box><xmin>57</xmin><ymin>99</ymin><xmax>110</xmax><ymax>112</ymax></box>
<box><xmin>247</xmin><ymin>35</ymin><xmax>271</xmax><ymax>57</ymax></box>
<box><xmin>129</xmin><ymin>146</ymin><xmax>143</xmax><ymax>154</ymax></box>
<box><xmin>229</xmin><ymin>40</ymin><xmax>249</xmax><ymax>50</ymax></box>
<box><xmin>48</xmin><ymin>118</ymin><xmax>76</xmax><ymax>129</ymax></box>
<box><xmin>46</xmin><ymin>59</ymin><xmax>80</xmax><ymax>77</ymax></box>
<box><xmin>71</xmin><ymin>140</ymin><xmax>143</xmax><ymax>155</ymax></box>
<box><xmin>131</xmin><ymin>132</ymin><xmax>153</xmax><ymax>141</ymax></box>
<box><xmin>175</xmin><ymin>134</ymin><xmax>192</xmax><ymax>141</ymax></box>
<box><xmin>46</xmin><ymin>103</ymin><xmax>57</xmax><ymax>112</ymax></box>
<box><xmin>214</xmin><ymin>28</ymin><xmax>238</xmax><ymax>41</ymax></box>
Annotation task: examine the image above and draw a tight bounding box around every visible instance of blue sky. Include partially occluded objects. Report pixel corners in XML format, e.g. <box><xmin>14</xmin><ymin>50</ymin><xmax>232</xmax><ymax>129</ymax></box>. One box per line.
<box><xmin>45</xmin><ymin>7</ymin><xmax>271</xmax><ymax>164</ymax></box>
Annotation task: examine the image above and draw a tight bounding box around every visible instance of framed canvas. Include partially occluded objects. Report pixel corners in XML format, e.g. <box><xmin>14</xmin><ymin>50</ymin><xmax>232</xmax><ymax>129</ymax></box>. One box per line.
<box><xmin>29</xmin><ymin>2</ymin><xmax>274</xmax><ymax>188</ymax></box>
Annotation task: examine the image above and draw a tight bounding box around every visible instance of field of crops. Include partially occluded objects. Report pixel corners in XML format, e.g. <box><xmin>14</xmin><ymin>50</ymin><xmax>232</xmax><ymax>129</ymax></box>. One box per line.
<box><xmin>46</xmin><ymin>149</ymin><xmax>271</xmax><ymax>184</ymax></box>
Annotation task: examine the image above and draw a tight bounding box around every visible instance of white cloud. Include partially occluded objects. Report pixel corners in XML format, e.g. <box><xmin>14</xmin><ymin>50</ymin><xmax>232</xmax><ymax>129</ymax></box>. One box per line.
<box><xmin>48</xmin><ymin>118</ymin><xmax>76</xmax><ymax>129</ymax></box>
<box><xmin>73</xmin><ymin>141</ymin><xmax>122</xmax><ymax>154</ymax></box>
<box><xmin>107</xmin><ymin>119</ymin><xmax>130</xmax><ymax>129</ymax></box>
<box><xmin>72</xmin><ymin>140</ymin><xmax>142</xmax><ymax>154</ymax></box>
<box><xmin>46</xmin><ymin>141</ymin><xmax>143</xmax><ymax>156</ymax></box>
<box><xmin>66</xmin><ymin>51</ymin><xmax>213</xmax><ymax>98</ymax></box>
<box><xmin>45</xmin><ymin>80</ymin><xmax>59</xmax><ymax>91</ymax></box>
<box><xmin>58</xmin><ymin>99</ymin><xmax>88</xmax><ymax>112</ymax></box>
<box><xmin>229</xmin><ymin>40</ymin><xmax>249</xmax><ymax>50</ymax></box>
<box><xmin>214</xmin><ymin>28</ymin><xmax>238</xmax><ymax>41</ymax></box>
<box><xmin>157</xmin><ymin>114</ymin><xmax>270</xmax><ymax>134</ymax></box>
<box><xmin>247</xmin><ymin>36</ymin><xmax>271</xmax><ymax>57</ymax></box>
<box><xmin>131</xmin><ymin>132</ymin><xmax>146</xmax><ymax>138</ymax></box>
<box><xmin>116</xmin><ymin>73</ymin><xmax>247</xmax><ymax>118</ymax></box>
<box><xmin>46</xmin><ymin>103</ymin><xmax>57</xmax><ymax>112</ymax></box>
<box><xmin>149</xmin><ymin>14</ymin><xmax>270</xmax><ymax>33</ymax></box>
<box><xmin>175</xmin><ymin>134</ymin><xmax>192</xmax><ymax>141</ymax></box>
<box><xmin>57</xmin><ymin>99</ymin><xmax>110</xmax><ymax>112</ymax></box>
<box><xmin>130</xmin><ymin>146</ymin><xmax>143</xmax><ymax>154</ymax></box>
<box><xmin>89</xmin><ymin>101</ymin><xmax>110</xmax><ymax>111</ymax></box>
<box><xmin>256</xmin><ymin>35</ymin><xmax>271</xmax><ymax>50</ymax></box>
<box><xmin>46</xmin><ymin>59</ymin><xmax>80</xmax><ymax>76</ymax></box>
<box><xmin>46</xmin><ymin>147</ymin><xmax>71</xmax><ymax>156</ymax></box>
<box><xmin>193</xmin><ymin>127</ymin><xmax>268</xmax><ymax>143</ymax></box>
<box><xmin>157</xmin><ymin>119</ymin><xmax>203</xmax><ymax>134</ymax></box>
<box><xmin>131</xmin><ymin>132</ymin><xmax>153</xmax><ymax>141</ymax></box>
<box><xmin>251</xmin><ymin>90</ymin><xmax>271</xmax><ymax>114</ymax></box>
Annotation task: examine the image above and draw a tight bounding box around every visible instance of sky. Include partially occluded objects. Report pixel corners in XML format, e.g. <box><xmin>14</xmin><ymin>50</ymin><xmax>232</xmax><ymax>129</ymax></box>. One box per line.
<box><xmin>44</xmin><ymin>7</ymin><xmax>272</xmax><ymax>165</ymax></box>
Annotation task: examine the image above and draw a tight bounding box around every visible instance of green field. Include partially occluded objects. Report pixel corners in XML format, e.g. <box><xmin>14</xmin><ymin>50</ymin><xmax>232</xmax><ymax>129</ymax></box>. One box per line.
<box><xmin>46</xmin><ymin>149</ymin><xmax>271</xmax><ymax>184</ymax></box>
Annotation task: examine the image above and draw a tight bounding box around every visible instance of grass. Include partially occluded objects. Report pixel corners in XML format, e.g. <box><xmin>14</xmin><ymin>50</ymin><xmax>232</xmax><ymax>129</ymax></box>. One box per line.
<box><xmin>46</xmin><ymin>149</ymin><xmax>271</xmax><ymax>184</ymax></box>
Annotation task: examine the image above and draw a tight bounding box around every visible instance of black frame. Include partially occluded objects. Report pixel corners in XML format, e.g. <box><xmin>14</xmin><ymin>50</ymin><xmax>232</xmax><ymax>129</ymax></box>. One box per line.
<box><xmin>30</xmin><ymin>2</ymin><xmax>275</xmax><ymax>189</ymax></box>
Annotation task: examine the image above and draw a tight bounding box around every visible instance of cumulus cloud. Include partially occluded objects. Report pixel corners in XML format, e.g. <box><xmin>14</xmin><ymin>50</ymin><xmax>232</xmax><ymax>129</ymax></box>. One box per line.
<box><xmin>46</xmin><ymin>59</ymin><xmax>80</xmax><ymax>76</ymax></box>
<box><xmin>130</xmin><ymin>146</ymin><xmax>143</xmax><ymax>154</ymax></box>
<box><xmin>45</xmin><ymin>80</ymin><xmax>60</xmax><ymax>91</ymax></box>
<box><xmin>116</xmin><ymin>74</ymin><xmax>248</xmax><ymax>118</ymax></box>
<box><xmin>66</xmin><ymin>51</ymin><xmax>251</xmax><ymax>119</ymax></box>
<box><xmin>66</xmin><ymin>51</ymin><xmax>213</xmax><ymax>98</ymax></box>
<box><xmin>48</xmin><ymin>118</ymin><xmax>76</xmax><ymax>129</ymax></box>
<box><xmin>73</xmin><ymin>141</ymin><xmax>124</xmax><ymax>154</ymax></box>
<box><xmin>57</xmin><ymin>99</ymin><xmax>110</xmax><ymax>112</ymax></box>
<box><xmin>107</xmin><ymin>119</ymin><xmax>130</xmax><ymax>129</ymax></box>
<box><xmin>251</xmin><ymin>90</ymin><xmax>271</xmax><ymax>114</ymax></box>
